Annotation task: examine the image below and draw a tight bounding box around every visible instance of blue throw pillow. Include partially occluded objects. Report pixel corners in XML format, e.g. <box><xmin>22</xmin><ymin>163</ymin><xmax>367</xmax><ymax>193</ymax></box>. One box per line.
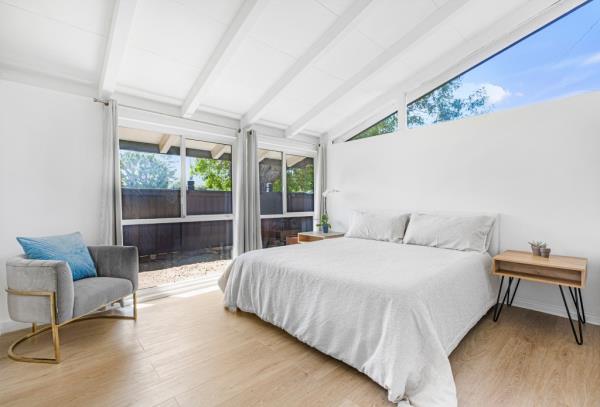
<box><xmin>16</xmin><ymin>232</ymin><xmax>97</xmax><ymax>281</ymax></box>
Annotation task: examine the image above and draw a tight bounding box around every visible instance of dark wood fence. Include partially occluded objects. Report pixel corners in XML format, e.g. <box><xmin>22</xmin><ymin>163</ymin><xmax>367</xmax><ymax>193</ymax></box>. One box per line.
<box><xmin>260</xmin><ymin>192</ymin><xmax>282</xmax><ymax>215</ymax></box>
<box><xmin>121</xmin><ymin>188</ymin><xmax>314</xmax><ymax>260</ymax></box>
<box><xmin>260</xmin><ymin>192</ymin><xmax>314</xmax><ymax>214</ymax></box>
<box><xmin>122</xmin><ymin>189</ymin><xmax>232</xmax><ymax>219</ymax></box>
<box><xmin>123</xmin><ymin>189</ymin><xmax>313</xmax><ymax>219</ymax></box>
<box><xmin>187</xmin><ymin>190</ymin><xmax>232</xmax><ymax>215</ymax></box>
<box><xmin>122</xmin><ymin>189</ymin><xmax>180</xmax><ymax>219</ymax></box>
<box><xmin>123</xmin><ymin>220</ymin><xmax>233</xmax><ymax>257</ymax></box>
<box><xmin>287</xmin><ymin>193</ymin><xmax>314</xmax><ymax>212</ymax></box>
<box><xmin>124</xmin><ymin>216</ymin><xmax>314</xmax><ymax>259</ymax></box>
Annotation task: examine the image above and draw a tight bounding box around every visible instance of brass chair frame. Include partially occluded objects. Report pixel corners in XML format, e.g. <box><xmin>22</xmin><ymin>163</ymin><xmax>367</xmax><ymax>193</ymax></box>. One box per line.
<box><xmin>6</xmin><ymin>288</ymin><xmax>137</xmax><ymax>364</ymax></box>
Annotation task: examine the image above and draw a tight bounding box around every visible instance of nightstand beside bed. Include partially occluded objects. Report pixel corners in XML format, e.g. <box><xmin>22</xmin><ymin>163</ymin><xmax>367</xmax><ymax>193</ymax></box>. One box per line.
<box><xmin>492</xmin><ymin>250</ymin><xmax>587</xmax><ymax>344</ymax></box>
<box><xmin>297</xmin><ymin>231</ymin><xmax>344</xmax><ymax>243</ymax></box>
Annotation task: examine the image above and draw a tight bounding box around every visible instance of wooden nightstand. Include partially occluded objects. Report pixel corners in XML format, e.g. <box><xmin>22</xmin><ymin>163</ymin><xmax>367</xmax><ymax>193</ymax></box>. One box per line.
<box><xmin>492</xmin><ymin>250</ymin><xmax>588</xmax><ymax>344</ymax></box>
<box><xmin>297</xmin><ymin>231</ymin><xmax>344</xmax><ymax>243</ymax></box>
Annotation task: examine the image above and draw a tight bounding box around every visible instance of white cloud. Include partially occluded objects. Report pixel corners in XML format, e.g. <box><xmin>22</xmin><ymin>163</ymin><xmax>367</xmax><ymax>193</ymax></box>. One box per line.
<box><xmin>459</xmin><ymin>82</ymin><xmax>511</xmax><ymax>105</ymax></box>
<box><xmin>583</xmin><ymin>52</ymin><xmax>600</xmax><ymax>66</ymax></box>
<box><xmin>481</xmin><ymin>83</ymin><xmax>511</xmax><ymax>104</ymax></box>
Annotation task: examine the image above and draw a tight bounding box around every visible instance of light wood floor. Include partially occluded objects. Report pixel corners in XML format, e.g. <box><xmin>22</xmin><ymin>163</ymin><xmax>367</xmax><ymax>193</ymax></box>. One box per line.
<box><xmin>1</xmin><ymin>289</ymin><xmax>599</xmax><ymax>407</ymax></box>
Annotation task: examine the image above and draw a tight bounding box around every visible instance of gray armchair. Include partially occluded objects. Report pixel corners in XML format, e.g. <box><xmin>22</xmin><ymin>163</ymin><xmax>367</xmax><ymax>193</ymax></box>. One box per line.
<box><xmin>6</xmin><ymin>245</ymin><xmax>139</xmax><ymax>364</ymax></box>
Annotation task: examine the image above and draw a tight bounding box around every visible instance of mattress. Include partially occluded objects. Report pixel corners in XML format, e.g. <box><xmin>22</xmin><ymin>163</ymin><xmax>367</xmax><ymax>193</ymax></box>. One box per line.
<box><xmin>219</xmin><ymin>237</ymin><xmax>496</xmax><ymax>406</ymax></box>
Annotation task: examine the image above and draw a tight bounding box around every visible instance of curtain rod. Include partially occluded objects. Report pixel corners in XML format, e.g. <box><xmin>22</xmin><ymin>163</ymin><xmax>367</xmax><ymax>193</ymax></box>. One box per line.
<box><xmin>93</xmin><ymin>98</ymin><xmax>240</xmax><ymax>131</ymax></box>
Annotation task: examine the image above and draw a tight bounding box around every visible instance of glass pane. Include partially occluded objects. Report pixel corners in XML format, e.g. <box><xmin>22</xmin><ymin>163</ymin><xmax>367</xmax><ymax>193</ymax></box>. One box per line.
<box><xmin>348</xmin><ymin>112</ymin><xmax>398</xmax><ymax>141</ymax></box>
<box><xmin>261</xmin><ymin>217</ymin><xmax>313</xmax><ymax>248</ymax></box>
<box><xmin>186</xmin><ymin>139</ymin><xmax>232</xmax><ymax>215</ymax></box>
<box><xmin>408</xmin><ymin>0</ymin><xmax>600</xmax><ymax>128</ymax></box>
<box><xmin>259</xmin><ymin>149</ymin><xmax>283</xmax><ymax>215</ymax></box>
<box><xmin>123</xmin><ymin>220</ymin><xmax>233</xmax><ymax>289</ymax></box>
<box><xmin>119</xmin><ymin>128</ymin><xmax>181</xmax><ymax>219</ymax></box>
<box><xmin>286</xmin><ymin>155</ymin><xmax>314</xmax><ymax>212</ymax></box>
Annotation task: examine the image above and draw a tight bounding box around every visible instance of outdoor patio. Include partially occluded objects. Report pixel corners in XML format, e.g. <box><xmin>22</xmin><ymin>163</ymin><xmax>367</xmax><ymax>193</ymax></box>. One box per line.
<box><xmin>138</xmin><ymin>258</ymin><xmax>232</xmax><ymax>290</ymax></box>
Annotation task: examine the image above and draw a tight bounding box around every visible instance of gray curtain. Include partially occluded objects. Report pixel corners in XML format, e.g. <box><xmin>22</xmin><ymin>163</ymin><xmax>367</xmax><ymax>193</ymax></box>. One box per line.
<box><xmin>313</xmin><ymin>140</ymin><xmax>327</xmax><ymax>231</ymax></box>
<box><xmin>99</xmin><ymin>100</ymin><xmax>122</xmax><ymax>245</ymax></box>
<box><xmin>233</xmin><ymin>129</ymin><xmax>262</xmax><ymax>256</ymax></box>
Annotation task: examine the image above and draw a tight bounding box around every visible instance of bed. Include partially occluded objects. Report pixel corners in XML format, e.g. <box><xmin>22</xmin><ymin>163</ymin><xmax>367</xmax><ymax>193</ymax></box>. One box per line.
<box><xmin>219</xmin><ymin>215</ymin><xmax>498</xmax><ymax>406</ymax></box>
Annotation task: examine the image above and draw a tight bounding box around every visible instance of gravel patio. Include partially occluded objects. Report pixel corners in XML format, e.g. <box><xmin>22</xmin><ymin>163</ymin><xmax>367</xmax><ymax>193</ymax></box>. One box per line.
<box><xmin>138</xmin><ymin>258</ymin><xmax>232</xmax><ymax>289</ymax></box>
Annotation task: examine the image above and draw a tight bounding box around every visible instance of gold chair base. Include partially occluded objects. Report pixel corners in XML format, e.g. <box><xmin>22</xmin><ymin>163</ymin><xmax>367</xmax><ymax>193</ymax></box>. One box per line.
<box><xmin>7</xmin><ymin>291</ymin><xmax>137</xmax><ymax>364</ymax></box>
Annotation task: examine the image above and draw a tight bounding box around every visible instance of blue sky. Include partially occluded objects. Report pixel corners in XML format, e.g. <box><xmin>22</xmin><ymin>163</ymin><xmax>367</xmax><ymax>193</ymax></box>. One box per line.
<box><xmin>458</xmin><ymin>0</ymin><xmax>600</xmax><ymax>112</ymax></box>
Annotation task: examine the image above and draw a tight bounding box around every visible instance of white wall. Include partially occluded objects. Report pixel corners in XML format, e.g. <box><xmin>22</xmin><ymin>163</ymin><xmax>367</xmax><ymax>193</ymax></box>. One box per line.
<box><xmin>0</xmin><ymin>80</ymin><xmax>104</xmax><ymax>332</ymax></box>
<box><xmin>328</xmin><ymin>92</ymin><xmax>600</xmax><ymax>323</ymax></box>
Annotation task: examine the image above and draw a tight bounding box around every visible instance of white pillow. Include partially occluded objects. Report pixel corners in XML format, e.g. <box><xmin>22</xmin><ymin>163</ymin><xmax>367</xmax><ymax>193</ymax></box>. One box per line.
<box><xmin>346</xmin><ymin>211</ymin><xmax>410</xmax><ymax>243</ymax></box>
<box><xmin>403</xmin><ymin>213</ymin><xmax>496</xmax><ymax>252</ymax></box>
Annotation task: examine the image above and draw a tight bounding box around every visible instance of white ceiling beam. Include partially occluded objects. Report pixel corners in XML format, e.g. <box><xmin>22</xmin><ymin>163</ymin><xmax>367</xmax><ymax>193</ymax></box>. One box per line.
<box><xmin>159</xmin><ymin>134</ymin><xmax>177</xmax><ymax>153</ymax></box>
<box><xmin>328</xmin><ymin>0</ymin><xmax>584</xmax><ymax>143</ymax></box>
<box><xmin>285</xmin><ymin>0</ymin><xmax>470</xmax><ymax>138</ymax></box>
<box><xmin>210</xmin><ymin>144</ymin><xmax>228</xmax><ymax>159</ymax></box>
<box><xmin>242</xmin><ymin>0</ymin><xmax>374</xmax><ymax>126</ymax></box>
<box><xmin>98</xmin><ymin>0</ymin><xmax>138</xmax><ymax>98</ymax></box>
<box><xmin>181</xmin><ymin>0</ymin><xmax>269</xmax><ymax>118</ymax></box>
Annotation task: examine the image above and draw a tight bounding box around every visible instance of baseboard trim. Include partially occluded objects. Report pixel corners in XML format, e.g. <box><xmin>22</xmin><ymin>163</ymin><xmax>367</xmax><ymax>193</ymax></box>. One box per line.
<box><xmin>0</xmin><ymin>274</ymin><xmax>222</xmax><ymax>335</ymax></box>
<box><xmin>511</xmin><ymin>297</ymin><xmax>600</xmax><ymax>326</ymax></box>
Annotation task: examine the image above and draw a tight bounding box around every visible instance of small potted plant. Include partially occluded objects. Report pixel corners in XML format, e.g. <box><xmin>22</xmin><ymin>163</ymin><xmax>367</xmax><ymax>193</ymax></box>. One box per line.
<box><xmin>540</xmin><ymin>246</ymin><xmax>551</xmax><ymax>258</ymax></box>
<box><xmin>528</xmin><ymin>241</ymin><xmax>546</xmax><ymax>256</ymax></box>
<box><xmin>317</xmin><ymin>213</ymin><xmax>332</xmax><ymax>234</ymax></box>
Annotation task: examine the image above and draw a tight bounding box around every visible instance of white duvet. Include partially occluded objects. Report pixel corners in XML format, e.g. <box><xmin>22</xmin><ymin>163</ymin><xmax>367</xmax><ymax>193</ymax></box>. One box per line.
<box><xmin>219</xmin><ymin>237</ymin><xmax>495</xmax><ymax>406</ymax></box>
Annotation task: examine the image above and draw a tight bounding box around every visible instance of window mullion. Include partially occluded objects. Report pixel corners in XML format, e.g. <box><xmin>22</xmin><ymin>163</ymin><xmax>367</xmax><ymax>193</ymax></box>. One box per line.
<box><xmin>397</xmin><ymin>92</ymin><xmax>407</xmax><ymax>133</ymax></box>
<box><xmin>115</xmin><ymin>139</ymin><xmax>124</xmax><ymax>245</ymax></box>
<box><xmin>180</xmin><ymin>136</ymin><xmax>186</xmax><ymax>218</ymax></box>
<box><xmin>282</xmin><ymin>151</ymin><xmax>287</xmax><ymax>216</ymax></box>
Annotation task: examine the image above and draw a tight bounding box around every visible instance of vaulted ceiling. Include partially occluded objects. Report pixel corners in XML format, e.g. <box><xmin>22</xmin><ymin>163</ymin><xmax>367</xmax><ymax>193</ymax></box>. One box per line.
<box><xmin>0</xmin><ymin>0</ymin><xmax>584</xmax><ymax>139</ymax></box>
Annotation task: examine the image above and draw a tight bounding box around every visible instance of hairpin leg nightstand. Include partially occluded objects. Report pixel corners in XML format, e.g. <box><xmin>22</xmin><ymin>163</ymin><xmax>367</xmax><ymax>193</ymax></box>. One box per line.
<box><xmin>492</xmin><ymin>250</ymin><xmax>587</xmax><ymax>345</ymax></box>
<box><xmin>297</xmin><ymin>231</ymin><xmax>344</xmax><ymax>243</ymax></box>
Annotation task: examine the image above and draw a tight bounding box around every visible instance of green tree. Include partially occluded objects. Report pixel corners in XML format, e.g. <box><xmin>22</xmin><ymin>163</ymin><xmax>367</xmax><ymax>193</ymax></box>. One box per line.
<box><xmin>350</xmin><ymin>112</ymin><xmax>398</xmax><ymax>141</ymax></box>
<box><xmin>268</xmin><ymin>160</ymin><xmax>314</xmax><ymax>193</ymax></box>
<box><xmin>286</xmin><ymin>162</ymin><xmax>314</xmax><ymax>192</ymax></box>
<box><xmin>120</xmin><ymin>151</ymin><xmax>177</xmax><ymax>189</ymax></box>
<box><xmin>189</xmin><ymin>158</ymin><xmax>232</xmax><ymax>191</ymax></box>
<box><xmin>349</xmin><ymin>76</ymin><xmax>489</xmax><ymax>141</ymax></box>
<box><xmin>407</xmin><ymin>76</ymin><xmax>489</xmax><ymax>127</ymax></box>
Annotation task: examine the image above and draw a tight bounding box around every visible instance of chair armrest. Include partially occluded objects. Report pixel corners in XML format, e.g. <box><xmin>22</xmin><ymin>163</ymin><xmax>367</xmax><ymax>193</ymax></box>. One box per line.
<box><xmin>88</xmin><ymin>246</ymin><xmax>139</xmax><ymax>291</ymax></box>
<box><xmin>6</xmin><ymin>256</ymin><xmax>74</xmax><ymax>324</ymax></box>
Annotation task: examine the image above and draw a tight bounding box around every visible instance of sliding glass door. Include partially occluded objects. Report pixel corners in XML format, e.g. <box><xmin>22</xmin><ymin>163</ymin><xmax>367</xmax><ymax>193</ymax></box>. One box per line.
<box><xmin>258</xmin><ymin>148</ymin><xmax>315</xmax><ymax>247</ymax></box>
<box><xmin>118</xmin><ymin>127</ymin><xmax>233</xmax><ymax>289</ymax></box>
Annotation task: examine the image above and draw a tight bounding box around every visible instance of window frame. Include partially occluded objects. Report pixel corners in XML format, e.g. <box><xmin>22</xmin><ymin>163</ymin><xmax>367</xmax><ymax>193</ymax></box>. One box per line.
<box><xmin>117</xmin><ymin>132</ymin><xmax>235</xmax><ymax>239</ymax></box>
<box><xmin>331</xmin><ymin>1</ymin><xmax>591</xmax><ymax>144</ymax></box>
<box><xmin>257</xmin><ymin>145</ymin><xmax>316</xmax><ymax>222</ymax></box>
<box><xmin>404</xmin><ymin>1</ymin><xmax>596</xmax><ymax>130</ymax></box>
<box><xmin>346</xmin><ymin>111</ymin><xmax>399</xmax><ymax>142</ymax></box>
<box><xmin>333</xmin><ymin>98</ymin><xmax>407</xmax><ymax>144</ymax></box>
